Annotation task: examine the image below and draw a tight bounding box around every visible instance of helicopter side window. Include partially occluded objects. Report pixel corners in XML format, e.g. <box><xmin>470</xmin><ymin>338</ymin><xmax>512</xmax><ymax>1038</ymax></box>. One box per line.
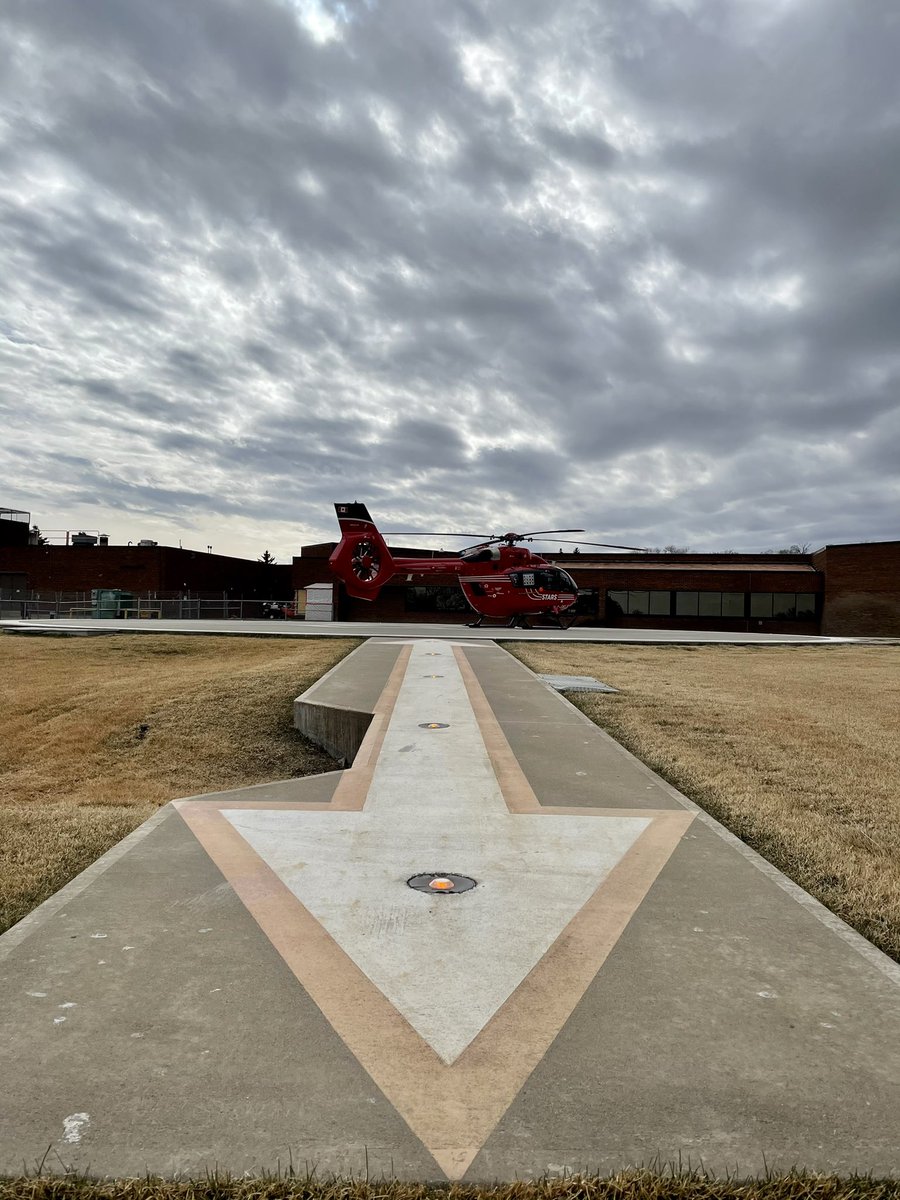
<box><xmin>512</xmin><ymin>570</ymin><xmax>577</xmax><ymax>590</ymax></box>
<box><xmin>540</xmin><ymin>567</ymin><xmax>577</xmax><ymax>591</ymax></box>
<box><xmin>510</xmin><ymin>568</ymin><xmax>578</xmax><ymax>591</ymax></box>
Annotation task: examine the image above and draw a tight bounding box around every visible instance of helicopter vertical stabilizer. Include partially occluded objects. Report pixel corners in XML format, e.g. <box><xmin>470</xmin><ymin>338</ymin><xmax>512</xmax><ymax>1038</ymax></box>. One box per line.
<box><xmin>329</xmin><ymin>503</ymin><xmax>396</xmax><ymax>600</ymax></box>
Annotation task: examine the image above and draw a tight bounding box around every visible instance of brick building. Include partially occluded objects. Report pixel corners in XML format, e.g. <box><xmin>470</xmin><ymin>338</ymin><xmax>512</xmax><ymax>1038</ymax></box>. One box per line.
<box><xmin>293</xmin><ymin>539</ymin><xmax>900</xmax><ymax>637</ymax></box>
<box><xmin>811</xmin><ymin>541</ymin><xmax>900</xmax><ymax>636</ymax></box>
<box><xmin>0</xmin><ymin>511</ymin><xmax>292</xmax><ymax>615</ymax></box>
<box><xmin>0</xmin><ymin>542</ymin><xmax>291</xmax><ymax>597</ymax></box>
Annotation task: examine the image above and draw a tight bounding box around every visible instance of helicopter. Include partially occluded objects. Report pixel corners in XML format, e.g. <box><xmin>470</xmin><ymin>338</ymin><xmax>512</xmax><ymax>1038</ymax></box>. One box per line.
<box><xmin>328</xmin><ymin>503</ymin><xmax>647</xmax><ymax>629</ymax></box>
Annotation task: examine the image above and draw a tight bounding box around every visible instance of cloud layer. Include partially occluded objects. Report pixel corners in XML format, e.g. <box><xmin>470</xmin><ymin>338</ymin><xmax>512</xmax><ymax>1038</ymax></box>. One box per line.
<box><xmin>2</xmin><ymin>0</ymin><xmax>899</xmax><ymax>556</ymax></box>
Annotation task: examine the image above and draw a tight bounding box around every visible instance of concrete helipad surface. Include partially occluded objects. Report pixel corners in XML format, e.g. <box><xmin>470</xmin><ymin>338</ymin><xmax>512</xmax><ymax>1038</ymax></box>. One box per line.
<box><xmin>2</xmin><ymin>639</ymin><xmax>900</xmax><ymax>1181</ymax></box>
<box><xmin>0</xmin><ymin>616</ymin><xmax>882</xmax><ymax>643</ymax></box>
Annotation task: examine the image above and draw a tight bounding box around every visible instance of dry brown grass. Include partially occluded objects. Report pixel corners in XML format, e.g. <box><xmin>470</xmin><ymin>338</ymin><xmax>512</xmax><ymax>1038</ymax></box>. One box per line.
<box><xmin>2</xmin><ymin>1173</ymin><xmax>899</xmax><ymax>1200</ymax></box>
<box><xmin>509</xmin><ymin>644</ymin><xmax>900</xmax><ymax>962</ymax></box>
<box><xmin>0</xmin><ymin>633</ymin><xmax>359</xmax><ymax>933</ymax></box>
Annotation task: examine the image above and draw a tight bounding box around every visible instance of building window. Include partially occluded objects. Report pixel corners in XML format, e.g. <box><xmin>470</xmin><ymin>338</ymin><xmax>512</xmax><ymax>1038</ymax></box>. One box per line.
<box><xmin>575</xmin><ymin>589</ymin><xmax>599</xmax><ymax>617</ymax></box>
<box><xmin>405</xmin><ymin>585</ymin><xmax>468</xmax><ymax>612</ymax></box>
<box><xmin>676</xmin><ymin>591</ymin><xmax>699</xmax><ymax>616</ymax></box>
<box><xmin>698</xmin><ymin>592</ymin><xmax>721</xmax><ymax>617</ymax></box>
<box><xmin>796</xmin><ymin>592</ymin><xmax>816</xmax><ymax>619</ymax></box>
<box><xmin>607</xmin><ymin>590</ymin><xmax>671</xmax><ymax>617</ymax></box>
<box><xmin>609</xmin><ymin>589</ymin><xmax>817</xmax><ymax>622</ymax></box>
<box><xmin>752</xmin><ymin>592</ymin><xmax>817</xmax><ymax>620</ymax></box>
<box><xmin>750</xmin><ymin>593</ymin><xmax>774</xmax><ymax>618</ymax></box>
<box><xmin>692</xmin><ymin>591</ymin><xmax>747</xmax><ymax>618</ymax></box>
<box><xmin>607</xmin><ymin>591</ymin><xmax>627</xmax><ymax>616</ymax></box>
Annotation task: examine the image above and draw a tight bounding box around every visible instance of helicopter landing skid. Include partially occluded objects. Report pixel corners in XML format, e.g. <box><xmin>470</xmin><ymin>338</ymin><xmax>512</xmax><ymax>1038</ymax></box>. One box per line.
<box><xmin>507</xmin><ymin>616</ymin><xmax>532</xmax><ymax>630</ymax></box>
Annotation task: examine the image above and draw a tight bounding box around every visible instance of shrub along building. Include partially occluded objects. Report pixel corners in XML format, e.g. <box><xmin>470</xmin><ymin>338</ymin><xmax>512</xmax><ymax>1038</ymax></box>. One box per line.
<box><xmin>292</xmin><ymin>538</ymin><xmax>900</xmax><ymax>637</ymax></box>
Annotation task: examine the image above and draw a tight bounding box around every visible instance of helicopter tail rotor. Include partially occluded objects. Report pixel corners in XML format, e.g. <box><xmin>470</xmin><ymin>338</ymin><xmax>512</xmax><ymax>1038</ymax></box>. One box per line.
<box><xmin>329</xmin><ymin>503</ymin><xmax>397</xmax><ymax>600</ymax></box>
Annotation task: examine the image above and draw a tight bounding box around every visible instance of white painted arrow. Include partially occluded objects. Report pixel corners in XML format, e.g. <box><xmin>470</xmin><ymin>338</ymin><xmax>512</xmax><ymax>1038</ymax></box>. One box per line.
<box><xmin>224</xmin><ymin>642</ymin><xmax>650</xmax><ymax>1065</ymax></box>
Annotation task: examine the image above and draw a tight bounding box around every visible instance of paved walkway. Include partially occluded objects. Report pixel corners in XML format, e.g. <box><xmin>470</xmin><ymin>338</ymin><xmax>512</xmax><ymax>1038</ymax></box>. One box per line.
<box><xmin>2</xmin><ymin>639</ymin><xmax>899</xmax><ymax>1181</ymax></box>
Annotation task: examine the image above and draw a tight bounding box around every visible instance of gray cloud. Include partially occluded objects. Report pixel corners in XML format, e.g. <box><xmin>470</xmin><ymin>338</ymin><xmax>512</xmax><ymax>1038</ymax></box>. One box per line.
<box><xmin>1</xmin><ymin>0</ymin><xmax>898</xmax><ymax>558</ymax></box>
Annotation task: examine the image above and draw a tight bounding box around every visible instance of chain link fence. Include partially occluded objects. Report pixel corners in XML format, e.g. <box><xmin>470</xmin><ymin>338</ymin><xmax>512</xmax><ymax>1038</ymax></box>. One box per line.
<box><xmin>10</xmin><ymin>592</ymin><xmax>301</xmax><ymax>620</ymax></box>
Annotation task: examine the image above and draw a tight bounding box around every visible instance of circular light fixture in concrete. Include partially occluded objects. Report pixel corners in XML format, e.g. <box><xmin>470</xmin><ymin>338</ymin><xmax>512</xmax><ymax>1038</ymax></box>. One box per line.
<box><xmin>407</xmin><ymin>873</ymin><xmax>477</xmax><ymax>895</ymax></box>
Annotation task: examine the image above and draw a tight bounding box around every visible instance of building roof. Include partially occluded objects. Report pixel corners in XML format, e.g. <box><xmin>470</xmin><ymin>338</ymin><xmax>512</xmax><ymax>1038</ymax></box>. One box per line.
<box><xmin>559</xmin><ymin>560</ymin><xmax>818</xmax><ymax>573</ymax></box>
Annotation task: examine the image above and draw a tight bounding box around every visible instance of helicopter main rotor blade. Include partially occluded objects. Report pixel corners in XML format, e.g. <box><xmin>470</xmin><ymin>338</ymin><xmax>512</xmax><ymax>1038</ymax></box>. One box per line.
<box><xmin>518</xmin><ymin>528</ymin><xmax>585</xmax><ymax>537</ymax></box>
<box><xmin>538</xmin><ymin>538</ymin><xmax>649</xmax><ymax>552</ymax></box>
<box><xmin>383</xmin><ymin>531</ymin><xmax>492</xmax><ymax>539</ymax></box>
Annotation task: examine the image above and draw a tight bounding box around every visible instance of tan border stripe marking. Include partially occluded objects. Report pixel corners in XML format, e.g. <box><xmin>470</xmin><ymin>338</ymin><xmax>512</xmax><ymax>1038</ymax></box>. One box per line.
<box><xmin>453</xmin><ymin>643</ymin><xmax>540</xmax><ymax>812</ymax></box>
<box><xmin>328</xmin><ymin>643</ymin><xmax>412</xmax><ymax>811</ymax></box>
<box><xmin>177</xmin><ymin>643</ymin><xmax>695</xmax><ymax>1180</ymax></box>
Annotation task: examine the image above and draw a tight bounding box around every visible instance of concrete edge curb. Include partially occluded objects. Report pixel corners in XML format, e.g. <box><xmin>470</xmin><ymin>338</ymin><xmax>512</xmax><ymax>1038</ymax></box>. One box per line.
<box><xmin>170</xmin><ymin>770</ymin><xmax>346</xmax><ymax>805</ymax></box>
<box><xmin>497</xmin><ymin>642</ymin><xmax>900</xmax><ymax>990</ymax></box>
<box><xmin>0</xmin><ymin>804</ymin><xmax>174</xmax><ymax>963</ymax></box>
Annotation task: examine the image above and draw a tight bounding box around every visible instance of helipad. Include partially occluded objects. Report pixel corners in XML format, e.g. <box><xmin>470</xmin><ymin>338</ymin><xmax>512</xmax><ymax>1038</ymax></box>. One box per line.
<box><xmin>1</xmin><ymin>638</ymin><xmax>899</xmax><ymax>1179</ymax></box>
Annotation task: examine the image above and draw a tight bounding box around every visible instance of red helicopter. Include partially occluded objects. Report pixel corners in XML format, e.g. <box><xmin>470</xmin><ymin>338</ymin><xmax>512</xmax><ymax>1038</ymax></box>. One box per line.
<box><xmin>328</xmin><ymin>503</ymin><xmax>646</xmax><ymax>629</ymax></box>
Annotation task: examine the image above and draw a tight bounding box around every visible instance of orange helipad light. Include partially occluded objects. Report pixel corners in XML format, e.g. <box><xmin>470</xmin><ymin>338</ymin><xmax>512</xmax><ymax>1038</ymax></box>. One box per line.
<box><xmin>408</xmin><ymin>872</ymin><xmax>477</xmax><ymax>894</ymax></box>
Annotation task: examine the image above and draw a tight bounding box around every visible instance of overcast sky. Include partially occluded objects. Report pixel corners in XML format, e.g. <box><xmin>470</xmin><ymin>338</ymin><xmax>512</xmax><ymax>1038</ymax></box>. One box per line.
<box><xmin>2</xmin><ymin>0</ymin><xmax>899</xmax><ymax>560</ymax></box>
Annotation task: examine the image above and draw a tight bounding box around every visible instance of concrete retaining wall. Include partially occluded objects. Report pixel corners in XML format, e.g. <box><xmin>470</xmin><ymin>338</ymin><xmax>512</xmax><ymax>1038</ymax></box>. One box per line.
<box><xmin>293</xmin><ymin>696</ymin><xmax>372</xmax><ymax>766</ymax></box>
<box><xmin>292</xmin><ymin>641</ymin><xmax>405</xmax><ymax>766</ymax></box>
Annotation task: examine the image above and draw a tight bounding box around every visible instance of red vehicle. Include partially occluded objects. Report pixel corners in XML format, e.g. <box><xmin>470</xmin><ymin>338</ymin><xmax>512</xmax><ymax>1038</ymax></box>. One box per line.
<box><xmin>328</xmin><ymin>503</ymin><xmax>645</xmax><ymax>629</ymax></box>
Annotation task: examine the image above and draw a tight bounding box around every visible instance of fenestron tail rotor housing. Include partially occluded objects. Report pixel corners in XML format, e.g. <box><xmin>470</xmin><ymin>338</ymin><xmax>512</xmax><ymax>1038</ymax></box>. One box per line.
<box><xmin>351</xmin><ymin>539</ymin><xmax>381</xmax><ymax>583</ymax></box>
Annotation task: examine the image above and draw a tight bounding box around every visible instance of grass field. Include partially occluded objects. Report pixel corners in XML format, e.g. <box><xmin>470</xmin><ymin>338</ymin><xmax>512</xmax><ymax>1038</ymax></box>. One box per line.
<box><xmin>509</xmin><ymin>643</ymin><xmax>900</xmax><ymax>963</ymax></box>
<box><xmin>3</xmin><ymin>1173</ymin><xmax>900</xmax><ymax>1200</ymax></box>
<box><xmin>0</xmin><ymin>633</ymin><xmax>359</xmax><ymax>934</ymax></box>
